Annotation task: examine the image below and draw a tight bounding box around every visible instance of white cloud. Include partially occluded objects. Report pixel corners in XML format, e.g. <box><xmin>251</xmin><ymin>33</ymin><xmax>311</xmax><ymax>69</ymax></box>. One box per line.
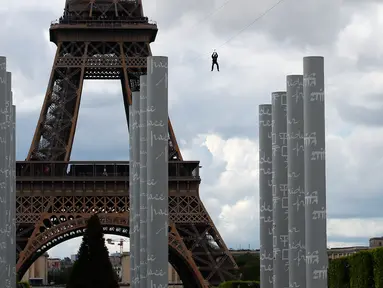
<box><xmin>183</xmin><ymin>131</ymin><xmax>383</xmax><ymax>249</ymax></box>
<box><xmin>336</xmin><ymin>13</ymin><xmax>373</xmax><ymax>61</ymax></box>
<box><xmin>328</xmin><ymin>218</ymin><xmax>383</xmax><ymax>239</ymax></box>
<box><xmin>327</xmin><ymin>241</ymin><xmax>366</xmax><ymax>248</ymax></box>
<box><xmin>49</xmin><ymin>119</ymin><xmax>383</xmax><ymax>256</ymax></box>
<box><xmin>4</xmin><ymin>0</ymin><xmax>383</xmax><ymax>260</ymax></box>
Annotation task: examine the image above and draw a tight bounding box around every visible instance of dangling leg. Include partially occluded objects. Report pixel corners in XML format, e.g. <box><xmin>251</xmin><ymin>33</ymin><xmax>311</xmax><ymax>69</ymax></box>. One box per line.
<box><xmin>216</xmin><ymin>62</ymin><xmax>220</xmax><ymax>72</ymax></box>
<box><xmin>211</xmin><ymin>62</ymin><xmax>214</xmax><ymax>71</ymax></box>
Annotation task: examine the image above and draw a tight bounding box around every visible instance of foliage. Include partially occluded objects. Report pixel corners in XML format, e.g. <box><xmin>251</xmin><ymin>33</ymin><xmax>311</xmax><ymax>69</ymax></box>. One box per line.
<box><xmin>67</xmin><ymin>214</ymin><xmax>119</xmax><ymax>288</ymax></box>
<box><xmin>328</xmin><ymin>256</ymin><xmax>350</xmax><ymax>288</ymax></box>
<box><xmin>17</xmin><ymin>282</ymin><xmax>30</xmax><ymax>288</ymax></box>
<box><xmin>49</xmin><ymin>266</ymin><xmax>73</xmax><ymax>284</ymax></box>
<box><xmin>233</xmin><ymin>252</ymin><xmax>260</xmax><ymax>281</ymax></box>
<box><xmin>218</xmin><ymin>281</ymin><xmax>260</xmax><ymax>288</ymax></box>
<box><xmin>349</xmin><ymin>250</ymin><xmax>374</xmax><ymax>288</ymax></box>
<box><xmin>66</xmin><ymin>224</ymin><xmax>90</xmax><ymax>288</ymax></box>
<box><xmin>221</xmin><ymin>247</ymin><xmax>383</xmax><ymax>288</ymax></box>
<box><xmin>373</xmin><ymin>248</ymin><xmax>383</xmax><ymax>288</ymax></box>
<box><xmin>326</xmin><ymin>248</ymin><xmax>383</xmax><ymax>288</ymax></box>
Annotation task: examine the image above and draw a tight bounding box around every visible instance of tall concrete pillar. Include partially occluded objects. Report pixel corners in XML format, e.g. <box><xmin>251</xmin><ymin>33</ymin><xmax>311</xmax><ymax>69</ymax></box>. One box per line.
<box><xmin>132</xmin><ymin>91</ymin><xmax>141</xmax><ymax>287</ymax></box>
<box><xmin>6</xmin><ymin>72</ymin><xmax>15</xmax><ymax>288</ymax></box>
<box><xmin>146</xmin><ymin>56</ymin><xmax>169</xmax><ymax>287</ymax></box>
<box><xmin>139</xmin><ymin>75</ymin><xmax>148</xmax><ymax>287</ymax></box>
<box><xmin>286</xmin><ymin>75</ymin><xmax>306</xmax><ymax>288</ymax></box>
<box><xmin>258</xmin><ymin>104</ymin><xmax>274</xmax><ymax>288</ymax></box>
<box><xmin>0</xmin><ymin>56</ymin><xmax>9</xmax><ymax>286</ymax></box>
<box><xmin>303</xmin><ymin>56</ymin><xmax>327</xmax><ymax>288</ymax></box>
<box><xmin>129</xmin><ymin>105</ymin><xmax>136</xmax><ymax>287</ymax></box>
<box><xmin>271</xmin><ymin>91</ymin><xmax>289</xmax><ymax>288</ymax></box>
<box><xmin>11</xmin><ymin>103</ymin><xmax>16</xmax><ymax>288</ymax></box>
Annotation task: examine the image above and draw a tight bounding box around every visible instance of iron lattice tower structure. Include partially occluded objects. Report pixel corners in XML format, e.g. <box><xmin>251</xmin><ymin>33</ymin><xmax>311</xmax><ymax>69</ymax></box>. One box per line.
<box><xmin>15</xmin><ymin>1</ymin><xmax>238</xmax><ymax>287</ymax></box>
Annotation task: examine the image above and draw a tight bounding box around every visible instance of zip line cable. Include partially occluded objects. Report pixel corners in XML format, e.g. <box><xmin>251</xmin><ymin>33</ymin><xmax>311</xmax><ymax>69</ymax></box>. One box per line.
<box><xmin>187</xmin><ymin>0</ymin><xmax>234</xmax><ymax>31</ymax></box>
<box><xmin>218</xmin><ymin>0</ymin><xmax>287</xmax><ymax>48</ymax></box>
<box><xmin>191</xmin><ymin>0</ymin><xmax>288</xmax><ymax>61</ymax></box>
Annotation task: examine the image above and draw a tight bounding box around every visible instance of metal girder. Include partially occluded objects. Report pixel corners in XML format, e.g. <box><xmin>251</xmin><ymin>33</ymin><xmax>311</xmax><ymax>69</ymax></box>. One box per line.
<box><xmin>18</xmin><ymin>2</ymin><xmax>237</xmax><ymax>286</ymax></box>
<box><xmin>16</xmin><ymin>192</ymin><xmax>238</xmax><ymax>286</ymax></box>
<box><xmin>27</xmin><ymin>40</ymin><xmax>182</xmax><ymax>161</ymax></box>
<box><xmin>16</xmin><ymin>213</ymin><xmax>208</xmax><ymax>287</ymax></box>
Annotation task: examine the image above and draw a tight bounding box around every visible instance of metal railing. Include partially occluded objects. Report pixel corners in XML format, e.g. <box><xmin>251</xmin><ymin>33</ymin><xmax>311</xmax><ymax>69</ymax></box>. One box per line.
<box><xmin>50</xmin><ymin>17</ymin><xmax>157</xmax><ymax>27</ymax></box>
<box><xmin>16</xmin><ymin>161</ymin><xmax>200</xmax><ymax>179</ymax></box>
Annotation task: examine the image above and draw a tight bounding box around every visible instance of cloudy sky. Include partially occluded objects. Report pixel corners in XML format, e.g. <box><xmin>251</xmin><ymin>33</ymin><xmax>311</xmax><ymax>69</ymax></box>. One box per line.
<box><xmin>5</xmin><ymin>0</ymin><xmax>383</xmax><ymax>258</ymax></box>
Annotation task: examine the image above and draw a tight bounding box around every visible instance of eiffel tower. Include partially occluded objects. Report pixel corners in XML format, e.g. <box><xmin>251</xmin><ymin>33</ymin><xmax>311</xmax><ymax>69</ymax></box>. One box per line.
<box><xmin>15</xmin><ymin>0</ymin><xmax>238</xmax><ymax>287</ymax></box>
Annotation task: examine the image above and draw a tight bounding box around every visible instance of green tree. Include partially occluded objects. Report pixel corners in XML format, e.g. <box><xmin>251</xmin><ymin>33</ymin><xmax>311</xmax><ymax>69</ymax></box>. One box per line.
<box><xmin>234</xmin><ymin>252</ymin><xmax>260</xmax><ymax>281</ymax></box>
<box><xmin>67</xmin><ymin>214</ymin><xmax>119</xmax><ymax>288</ymax></box>
<box><xmin>66</xmin><ymin>220</ymin><xmax>91</xmax><ymax>288</ymax></box>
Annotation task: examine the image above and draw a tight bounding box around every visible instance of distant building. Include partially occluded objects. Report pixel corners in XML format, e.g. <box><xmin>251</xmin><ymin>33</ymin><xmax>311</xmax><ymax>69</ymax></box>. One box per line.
<box><xmin>370</xmin><ymin>237</ymin><xmax>383</xmax><ymax>248</ymax></box>
<box><xmin>228</xmin><ymin>246</ymin><xmax>372</xmax><ymax>260</ymax></box>
<box><xmin>60</xmin><ymin>257</ymin><xmax>73</xmax><ymax>269</ymax></box>
<box><xmin>120</xmin><ymin>252</ymin><xmax>182</xmax><ymax>287</ymax></box>
<box><xmin>327</xmin><ymin>246</ymin><xmax>369</xmax><ymax>260</ymax></box>
<box><xmin>109</xmin><ymin>253</ymin><xmax>122</xmax><ymax>282</ymax></box>
<box><xmin>47</xmin><ymin>258</ymin><xmax>61</xmax><ymax>271</ymax></box>
<box><xmin>21</xmin><ymin>253</ymin><xmax>49</xmax><ymax>285</ymax></box>
<box><xmin>229</xmin><ymin>249</ymin><xmax>259</xmax><ymax>256</ymax></box>
<box><xmin>71</xmin><ymin>254</ymin><xmax>78</xmax><ymax>262</ymax></box>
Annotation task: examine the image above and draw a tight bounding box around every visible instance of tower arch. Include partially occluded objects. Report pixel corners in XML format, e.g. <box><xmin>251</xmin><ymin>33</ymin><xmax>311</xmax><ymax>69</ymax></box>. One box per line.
<box><xmin>17</xmin><ymin>213</ymin><xmax>204</xmax><ymax>288</ymax></box>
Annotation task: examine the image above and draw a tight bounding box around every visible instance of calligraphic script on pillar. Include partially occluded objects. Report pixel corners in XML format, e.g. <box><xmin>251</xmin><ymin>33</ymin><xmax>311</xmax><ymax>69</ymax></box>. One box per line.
<box><xmin>15</xmin><ymin>1</ymin><xmax>237</xmax><ymax>287</ymax></box>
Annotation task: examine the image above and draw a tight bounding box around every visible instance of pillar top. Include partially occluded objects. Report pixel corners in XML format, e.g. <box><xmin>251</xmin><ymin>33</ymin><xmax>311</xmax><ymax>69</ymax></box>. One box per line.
<box><xmin>0</xmin><ymin>56</ymin><xmax>6</xmax><ymax>67</ymax></box>
<box><xmin>303</xmin><ymin>56</ymin><xmax>324</xmax><ymax>60</ymax></box>
<box><xmin>303</xmin><ymin>56</ymin><xmax>324</xmax><ymax>59</ymax></box>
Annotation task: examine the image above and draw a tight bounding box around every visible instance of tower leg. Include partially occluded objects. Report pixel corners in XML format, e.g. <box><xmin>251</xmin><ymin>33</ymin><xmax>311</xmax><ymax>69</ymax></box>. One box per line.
<box><xmin>271</xmin><ymin>91</ymin><xmax>289</xmax><ymax>288</ymax></box>
<box><xmin>259</xmin><ymin>104</ymin><xmax>273</xmax><ymax>288</ymax></box>
<box><xmin>132</xmin><ymin>91</ymin><xmax>141</xmax><ymax>286</ymax></box>
<box><xmin>139</xmin><ymin>75</ymin><xmax>148</xmax><ymax>288</ymax></box>
<box><xmin>286</xmin><ymin>75</ymin><xmax>306</xmax><ymax>288</ymax></box>
<box><xmin>146</xmin><ymin>56</ymin><xmax>169</xmax><ymax>287</ymax></box>
<box><xmin>27</xmin><ymin>42</ymin><xmax>87</xmax><ymax>161</ymax></box>
<box><xmin>303</xmin><ymin>57</ymin><xmax>327</xmax><ymax>288</ymax></box>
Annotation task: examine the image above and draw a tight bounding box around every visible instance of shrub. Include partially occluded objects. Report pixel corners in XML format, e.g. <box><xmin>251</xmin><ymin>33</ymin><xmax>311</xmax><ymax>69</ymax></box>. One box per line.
<box><xmin>373</xmin><ymin>248</ymin><xmax>383</xmax><ymax>288</ymax></box>
<box><xmin>349</xmin><ymin>250</ymin><xmax>374</xmax><ymax>288</ymax></box>
<box><xmin>219</xmin><ymin>281</ymin><xmax>260</xmax><ymax>288</ymax></box>
<box><xmin>233</xmin><ymin>253</ymin><xmax>260</xmax><ymax>281</ymax></box>
<box><xmin>328</xmin><ymin>256</ymin><xmax>350</xmax><ymax>288</ymax></box>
